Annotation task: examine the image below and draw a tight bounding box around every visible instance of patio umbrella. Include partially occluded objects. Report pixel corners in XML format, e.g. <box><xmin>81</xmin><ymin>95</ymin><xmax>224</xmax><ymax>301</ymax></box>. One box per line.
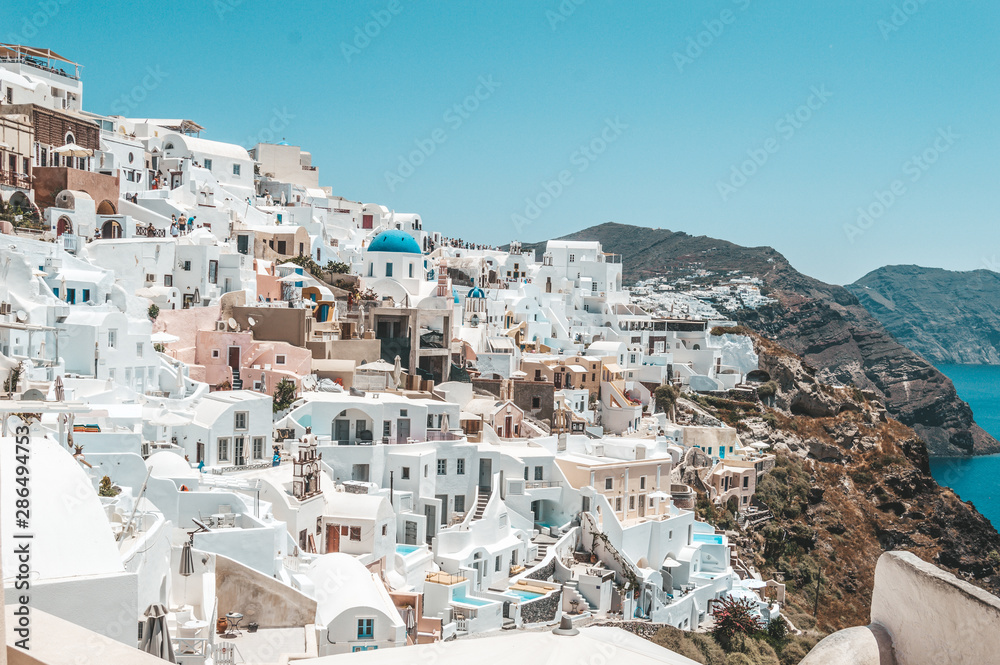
<box><xmin>392</xmin><ymin>355</ymin><xmax>402</xmax><ymax>388</ymax></box>
<box><xmin>360</xmin><ymin>359</ymin><xmax>396</xmax><ymax>373</ymax></box>
<box><xmin>439</xmin><ymin>413</ymin><xmax>450</xmax><ymax>433</ymax></box>
<box><xmin>179</xmin><ymin>540</ymin><xmax>195</xmax><ymax>577</ymax></box>
<box><xmin>648</xmin><ymin>490</ymin><xmax>670</xmax><ymax>501</ymax></box>
<box><xmin>51</xmin><ymin>142</ymin><xmax>93</xmax><ymax>157</ymax></box>
<box><xmin>139</xmin><ymin>603</ymin><xmax>177</xmax><ymax>662</ymax></box>
<box><xmin>54</xmin><ymin>375</ymin><xmax>65</xmax><ymax>401</ymax></box>
<box><xmin>151</xmin><ymin>331</ymin><xmax>180</xmax><ymax>344</ymax></box>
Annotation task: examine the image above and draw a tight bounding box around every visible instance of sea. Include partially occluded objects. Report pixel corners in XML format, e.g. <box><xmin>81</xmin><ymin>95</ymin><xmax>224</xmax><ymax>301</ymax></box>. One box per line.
<box><xmin>929</xmin><ymin>364</ymin><xmax>1000</xmax><ymax>529</ymax></box>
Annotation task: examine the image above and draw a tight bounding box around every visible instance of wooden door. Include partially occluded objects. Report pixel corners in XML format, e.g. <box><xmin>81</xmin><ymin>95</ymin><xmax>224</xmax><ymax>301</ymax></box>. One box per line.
<box><xmin>228</xmin><ymin>346</ymin><xmax>240</xmax><ymax>371</ymax></box>
<box><xmin>326</xmin><ymin>525</ymin><xmax>340</xmax><ymax>553</ymax></box>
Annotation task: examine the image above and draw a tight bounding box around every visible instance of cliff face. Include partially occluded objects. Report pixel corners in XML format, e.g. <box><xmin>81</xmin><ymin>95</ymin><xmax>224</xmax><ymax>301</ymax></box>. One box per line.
<box><xmin>693</xmin><ymin>337</ymin><xmax>1000</xmax><ymax>632</ymax></box>
<box><xmin>538</xmin><ymin>223</ymin><xmax>998</xmax><ymax>456</ymax></box>
<box><xmin>847</xmin><ymin>265</ymin><xmax>1000</xmax><ymax>366</ymax></box>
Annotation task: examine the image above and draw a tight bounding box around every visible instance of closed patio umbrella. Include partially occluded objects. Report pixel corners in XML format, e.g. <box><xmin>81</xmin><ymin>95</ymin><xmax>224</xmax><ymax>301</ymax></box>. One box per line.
<box><xmin>139</xmin><ymin>603</ymin><xmax>177</xmax><ymax>662</ymax></box>
<box><xmin>439</xmin><ymin>413</ymin><xmax>450</xmax><ymax>433</ymax></box>
<box><xmin>179</xmin><ymin>540</ymin><xmax>195</xmax><ymax>577</ymax></box>
<box><xmin>392</xmin><ymin>355</ymin><xmax>402</xmax><ymax>388</ymax></box>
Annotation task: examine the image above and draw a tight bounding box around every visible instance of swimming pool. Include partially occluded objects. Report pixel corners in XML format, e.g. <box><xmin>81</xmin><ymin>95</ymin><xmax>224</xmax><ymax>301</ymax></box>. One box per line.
<box><xmin>396</xmin><ymin>544</ymin><xmax>421</xmax><ymax>555</ymax></box>
<box><xmin>453</xmin><ymin>595</ymin><xmax>493</xmax><ymax>607</ymax></box>
<box><xmin>506</xmin><ymin>588</ymin><xmax>542</xmax><ymax>601</ymax></box>
<box><xmin>692</xmin><ymin>533</ymin><xmax>724</xmax><ymax>545</ymax></box>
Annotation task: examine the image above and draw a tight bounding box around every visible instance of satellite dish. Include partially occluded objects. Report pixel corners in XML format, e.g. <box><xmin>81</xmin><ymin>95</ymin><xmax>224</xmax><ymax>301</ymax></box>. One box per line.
<box><xmin>247</xmin><ymin>316</ymin><xmax>256</xmax><ymax>327</ymax></box>
<box><xmin>228</xmin><ymin>317</ymin><xmax>238</xmax><ymax>330</ymax></box>
<box><xmin>15</xmin><ymin>310</ymin><xmax>27</xmax><ymax>322</ymax></box>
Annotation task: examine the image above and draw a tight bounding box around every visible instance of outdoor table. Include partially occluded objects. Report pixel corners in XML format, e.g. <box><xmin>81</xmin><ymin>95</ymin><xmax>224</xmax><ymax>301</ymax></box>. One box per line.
<box><xmin>224</xmin><ymin>612</ymin><xmax>244</xmax><ymax>637</ymax></box>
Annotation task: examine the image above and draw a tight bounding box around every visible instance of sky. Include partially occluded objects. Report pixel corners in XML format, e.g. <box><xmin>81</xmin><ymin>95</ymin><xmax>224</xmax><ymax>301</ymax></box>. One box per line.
<box><xmin>6</xmin><ymin>0</ymin><xmax>998</xmax><ymax>284</ymax></box>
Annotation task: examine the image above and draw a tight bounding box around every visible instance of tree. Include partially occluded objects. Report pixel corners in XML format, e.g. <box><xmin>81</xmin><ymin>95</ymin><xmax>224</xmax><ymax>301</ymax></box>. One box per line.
<box><xmin>273</xmin><ymin>378</ymin><xmax>297</xmax><ymax>413</ymax></box>
<box><xmin>653</xmin><ymin>383</ymin><xmax>680</xmax><ymax>419</ymax></box>
<box><xmin>711</xmin><ymin>596</ymin><xmax>764</xmax><ymax>651</ymax></box>
<box><xmin>325</xmin><ymin>260</ymin><xmax>350</xmax><ymax>280</ymax></box>
<box><xmin>147</xmin><ymin>303</ymin><xmax>160</xmax><ymax>321</ymax></box>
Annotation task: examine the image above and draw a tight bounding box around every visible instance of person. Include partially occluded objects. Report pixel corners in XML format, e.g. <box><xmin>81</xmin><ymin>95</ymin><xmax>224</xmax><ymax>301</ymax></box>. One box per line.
<box><xmin>272</xmin><ymin>445</ymin><xmax>281</xmax><ymax>467</ymax></box>
<box><xmin>170</xmin><ymin>221</ymin><xmax>179</xmax><ymax>238</ymax></box>
<box><xmin>187</xmin><ymin>215</ymin><xmax>195</xmax><ymax>233</ymax></box>
<box><xmin>198</xmin><ymin>459</ymin><xmax>205</xmax><ymax>473</ymax></box>
<box><xmin>178</xmin><ymin>214</ymin><xmax>187</xmax><ymax>233</ymax></box>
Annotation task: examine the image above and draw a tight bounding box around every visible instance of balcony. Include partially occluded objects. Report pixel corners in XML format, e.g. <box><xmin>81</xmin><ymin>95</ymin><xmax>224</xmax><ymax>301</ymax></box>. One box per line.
<box><xmin>0</xmin><ymin>169</ymin><xmax>31</xmax><ymax>189</ymax></box>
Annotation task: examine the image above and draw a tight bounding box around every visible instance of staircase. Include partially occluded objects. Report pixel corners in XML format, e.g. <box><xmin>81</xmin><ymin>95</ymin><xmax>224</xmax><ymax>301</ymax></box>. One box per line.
<box><xmin>472</xmin><ymin>489</ymin><xmax>491</xmax><ymax>521</ymax></box>
<box><xmin>530</xmin><ymin>533</ymin><xmax>557</xmax><ymax>565</ymax></box>
<box><xmin>231</xmin><ymin>368</ymin><xmax>243</xmax><ymax>390</ymax></box>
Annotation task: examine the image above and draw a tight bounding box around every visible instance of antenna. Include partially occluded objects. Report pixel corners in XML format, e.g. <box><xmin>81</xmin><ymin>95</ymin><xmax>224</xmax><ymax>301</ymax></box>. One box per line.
<box><xmin>228</xmin><ymin>317</ymin><xmax>238</xmax><ymax>330</ymax></box>
<box><xmin>247</xmin><ymin>316</ymin><xmax>256</xmax><ymax>327</ymax></box>
<box><xmin>15</xmin><ymin>310</ymin><xmax>27</xmax><ymax>322</ymax></box>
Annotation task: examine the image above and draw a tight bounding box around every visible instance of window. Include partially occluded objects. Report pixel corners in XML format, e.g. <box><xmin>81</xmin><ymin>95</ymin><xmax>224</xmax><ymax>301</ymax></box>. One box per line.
<box><xmin>234</xmin><ymin>412</ymin><xmax>248</xmax><ymax>430</ymax></box>
<box><xmin>532</xmin><ymin>397</ymin><xmax>540</xmax><ymax>409</ymax></box>
<box><xmin>164</xmin><ymin>274</ymin><xmax>173</xmax><ymax>287</ymax></box>
<box><xmin>385</xmin><ymin>263</ymin><xmax>393</xmax><ymax>277</ymax></box>
<box><xmin>454</xmin><ymin>495</ymin><xmax>465</xmax><ymax>512</ymax></box>
<box><xmin>524</xmin><ymin>467</ymin><xmax>529</xmax><ymax>480</ymax></box>
<box><xmin>108</xmin><ymin>329</ymin><xmax>118</xmax><ymax>348</ymax></box>
<box><xmin>253</xmin><ymin>437</ymin><xmax>264</xmax><ymax>460</ymax></box>
<box><xmin>22</xmin><ymin>157</ymin><xmax>28</xmax><ymax>174</ymax></box>
<box><xmin>743</xmin><ymin>476</ymin><xmax>749</xmax><ymax>489</ymax></box>
<box><xmin>212</xmin><ymin>349</ymin><xmax>220</xmax><ymax>358</ymax></box>
<box><xmin>616</xmin><ymin>497</ymin><xmax>622</xmax><ymax>511</ymax></box>
<box><xmin>381</xmin><ymin>524</ymin><xmax>387</xmax><ymax>536</ymax></box>
<box><xmin>357</xmin><ymin>618</ymin><xmax>373</xmax><ymax>639</ymax></box>
<box><xmin>605</xmin><ymin>477</ymin><xmax>613</xmax><ymax>490</ymax></box>
<box><xmin>427</xmin><ymin>414</ymin><xmax>434</xmax><ymax>427</ymax></box>
<box><xmin>456</xmin><ymin>459</ymin><xmax>465</xmax><ymax>475</ymax></box>
<box><xmin>218</xmin><ymin>437</ymin><xmax>230</xmax><ymax>462</ymax></box>
<box><xmin>82</xmin><ymin>289</ymin><xmax>90</xmax><ymax>302</ymax></box>
<box><xmin>629</xmin><ymin>495</ymin><xmax>635</xmax><ymax>510</ymax></box>
<box><xmin>640</xmin><ymin>476</ymin><xmax>646</xmax><ymax>489</ymax></box>
<box><xmin>534</xmin><ymin>466</ymin><xmax>543</xmax><ymax>481</ymax></box>
<box><xmin>437</xmin><ymin>459</ymin><xmax>447</xmax><ymax>475</ymax></box>
<box><xmin>592</xmin><ymin>281</ymin><xmax>598</xmax><ymax>292</ymax></box>
<box><xmin>424</xmin><ymin>465</ymin><xmax>428</xmax><ymax>478</ymax></box>
<box><xmin>203</xmin><ymin>158</ymin><xmax>212</xmax><ymax>171</ymax></box>
<box><xmin>383</xmin><ymin>421</ymin><xmax>391</xmax><ymax>438</ymax></box>
<box><xmin>495</xmin><ymin>555</ymin><xmax>501</xmax><ymax>572</ymax></box>
<box><xmin>232</xmin><ymin>164</ymin><xmax>241</xmax><ymax>176</ymax></box>
<box><xmin>5</xmin><ymin>87</ymin><xmax>12</xmax><ymax>104</ymax></box>
<box><xmin>208</xmin><ymin>260</ymin><xmax>218</xmax><ymax>284</ymax></box>
<box><xmin>350</xmin><ymin>527</ymin><xmax>361</xmax><ymax>541</ymax></box>
<box><xmin>401</xmin><ymin>466</ymin><xmax>410</xmax><ymax>480</ymax></box>
<box><xmin>569</xmin><ymin>254</ymin><xmax>575</xmax><ymax>263</ymax></box>
<box><xmin>408</xmin><ymin>263</ymin><xmax>414</xmax><ymax>278</ymax></box>
<box><xmin>182</xmin><ymin>261</ymin><xmax>191</xmax><ymax>271</ymax></box>
<box><xmin>136</xmin><ymin>342</ymin><xmax>143</xmax><ymax>357</ymax></box>
<box><xmin>275</xmin><ymin>354</ymin><xmax>286</xmax><ymax>365</ymax></box>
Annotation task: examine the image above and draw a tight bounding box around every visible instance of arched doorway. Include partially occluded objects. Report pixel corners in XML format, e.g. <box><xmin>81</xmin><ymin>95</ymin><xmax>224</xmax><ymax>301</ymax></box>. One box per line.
<box><xmin>101</xmin><ymin>219</ymin><xmax>122</xmax><ymax>238</ymax></box>
<box><xmin>57</xmin><ymin>216</ymin><xmax>72</xmax><ymax>237</ymax></box>
<box><xmin>97</xmin><ymin>200</ymin><xmax>117</xmax><ymax>215</ymax></box>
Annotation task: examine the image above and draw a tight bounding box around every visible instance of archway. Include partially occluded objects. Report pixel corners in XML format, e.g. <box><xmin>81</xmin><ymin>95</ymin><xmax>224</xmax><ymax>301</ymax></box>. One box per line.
<box><xmin>101</xmin><ymin>219</ymin><xmax>122</xmax><ymax>238</ymax></box>
<box><xmin>57</xmin><ymin>216</ymin><xmax>72</xmax><ymax>237</ymax></box>
<box><xmin>97</xmin><ymin>200</ymin><xmax>117</xmax><ymax>215</ymax></box>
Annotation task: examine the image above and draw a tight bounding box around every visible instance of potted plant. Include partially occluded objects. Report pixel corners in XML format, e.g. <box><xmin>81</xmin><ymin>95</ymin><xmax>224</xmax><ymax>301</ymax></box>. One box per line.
<box><xmin>247</xmin><ymin>621</ymin><xmax>258</xmax><ymax>633</ymax></box>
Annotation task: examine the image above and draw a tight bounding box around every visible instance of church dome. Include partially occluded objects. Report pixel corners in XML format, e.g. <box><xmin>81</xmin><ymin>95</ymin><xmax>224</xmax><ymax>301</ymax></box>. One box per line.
<box><xmin>467</xmin><ymin>287</ymin><xmax>485</xmax><ymax>299</ymax></box>
<box><xmin>367</xmin><ymin>230</ymin><xmax>421</xmax><ymax>254</ymax></box>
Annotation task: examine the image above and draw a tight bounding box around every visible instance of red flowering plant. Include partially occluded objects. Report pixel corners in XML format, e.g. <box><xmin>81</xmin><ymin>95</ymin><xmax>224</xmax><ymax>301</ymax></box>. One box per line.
<box><xmin>711</xmin><ymin>596</ymin><xmax>764</xmax><ymax>650</ymax></box>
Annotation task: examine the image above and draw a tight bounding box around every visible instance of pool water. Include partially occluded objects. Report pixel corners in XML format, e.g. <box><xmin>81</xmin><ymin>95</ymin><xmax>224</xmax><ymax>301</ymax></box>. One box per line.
<box><xmin>396</xmin><ymin>544</ymin><xmax>421</xmax><ymax>555</ymax></box>
<box><xmin>506</xmin><ymin>588</ymin><xmax>542</xmax><ymax>600</ymax></box>
<box><xmin>453</xmin><ymin>595</ymin><xmax>493</xmax><ymax>607</ymax></box>
<box><xmin>692</xmin><ymin>533</ymin><xmax>724</xmax><ymax>545</ymax></box>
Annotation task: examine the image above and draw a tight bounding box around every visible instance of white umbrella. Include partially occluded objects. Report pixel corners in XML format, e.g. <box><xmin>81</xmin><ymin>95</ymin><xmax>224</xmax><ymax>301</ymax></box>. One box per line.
<box><xmin>139</xmin><ymin>603</ymin><xmax>176</xmax><ymax>662</ymax></box>
<box><xmin>360</xmin><ymin>359</ymin><xmax>396</xmax><ymax>373</ymax></box>
<box><xmin>439</xmin><ymin>413</ymin><xmax>450</xmax><ymax>433</ymax></box>
<box><xmin>749</xmin><ymin>442</ymin><xmax>770</xmax><ymax>450</ymax></box>
<box><xmin>51</xmin><ymin>142</ymin><xmax>93</xmax><ymax>157</ymax></box>
<box><xmin>649</xmin><ymin>490</ymin><xmax>670</xmax><ymax>500</ymax></box>
<box><xmin>393</xmin><ymin>355</ymin><xmax>402</xmax><ymax>388</ymax></box>
<box><xmin>0</xmin><ymin>141</ymin><xmax>11</xmax><ymax>150</ymax></box>
<box><xmin>151</xmin><ymin>331</ymin><xmax>180</xmax><ymax>344</ymax></box>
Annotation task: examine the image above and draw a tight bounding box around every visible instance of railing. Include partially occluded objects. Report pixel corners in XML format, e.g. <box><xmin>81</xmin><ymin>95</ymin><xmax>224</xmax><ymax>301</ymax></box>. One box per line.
<box><xmin>525</xmin><ymin>480</ymin><xmax>562</xmax><ymax>489</ymax></box>
<box><xmin>0</xmin><ymin>169</ymin><xmax>31</xmax><ymax>189</ymax></box>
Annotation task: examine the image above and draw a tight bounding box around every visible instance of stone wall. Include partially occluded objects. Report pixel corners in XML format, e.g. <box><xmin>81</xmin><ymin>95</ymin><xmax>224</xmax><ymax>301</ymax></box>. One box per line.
<box><xmin>520</xmin><ymin>590</ymin><xmax>561</xmax><ymax>624</ymax></box>
<box><xmin>215</xmin><ymin>554</ymin><xmax>316</xmax><ymax>628</ymax></box>
<box><xmin>473</xmin><ymin>377</ymin><xmax>555</xmax><ymax>422</ymax></box>
<box><xmin>525</xmin><ymin>559</ymin><xmax>555</xmax><ymax>581</ymax></box>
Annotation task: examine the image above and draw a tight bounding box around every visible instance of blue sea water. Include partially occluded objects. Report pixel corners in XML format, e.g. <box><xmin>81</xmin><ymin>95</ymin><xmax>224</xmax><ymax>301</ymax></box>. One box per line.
<box><xmin>929</xmin><ymin>364</ymin><xmax>1000</xmax><ymax>529</ymax></box>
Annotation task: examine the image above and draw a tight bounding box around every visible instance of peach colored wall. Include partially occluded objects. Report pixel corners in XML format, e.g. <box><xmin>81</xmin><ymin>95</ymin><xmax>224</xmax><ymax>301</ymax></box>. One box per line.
<box><xmin>257</xmin><ymin>273</ymin><xmax>282</xmax><ymax>301</ymax></box>
<box><xmin>195</xmin><ymin>330</ymin><xmax>255</xmax><ymax>386</ymax></box>
<box><xmin>155</xmin><ymin>304</ymin><xmax>222</xmax><ymax>363</ymax></box>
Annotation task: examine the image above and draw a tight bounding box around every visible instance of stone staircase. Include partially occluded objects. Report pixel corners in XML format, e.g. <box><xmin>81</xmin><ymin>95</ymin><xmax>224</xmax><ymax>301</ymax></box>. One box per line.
<box><xmin>232</xmin><ymin>368</ymin><xmax>243</xmax><ymax>390</ymax></box>
<box><xmin>562</xmin><ymin>581</ymin><xmax>592</xmax><ymax>614</ymax></box>
<box><xmin>472</xmin><ymin>489</ymin><xmax>491</xmax><ymax>521</ymax></box>
<box><xmin>530</xmin><ymin>533</ymin><xmax>557</xmax><ymax>565</ymax></box>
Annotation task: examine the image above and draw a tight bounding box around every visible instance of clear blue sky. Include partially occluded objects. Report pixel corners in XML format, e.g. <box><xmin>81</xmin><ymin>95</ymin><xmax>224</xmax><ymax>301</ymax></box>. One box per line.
<box><xmin>7</xmin><ymin>0</ymin><xmax>998</xmax><ymax>284</ymax></box>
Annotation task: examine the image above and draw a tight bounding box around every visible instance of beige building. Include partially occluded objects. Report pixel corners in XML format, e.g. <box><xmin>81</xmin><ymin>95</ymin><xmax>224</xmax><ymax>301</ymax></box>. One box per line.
<box><xmin>250</xmin><ymin>142</ymin><xmax>319</xmax><ymax>189</ymax></box>
<box><xmin>556</xmin><ymin>454</ymin><xmax>674</xmax><ymax>522</ymax></box>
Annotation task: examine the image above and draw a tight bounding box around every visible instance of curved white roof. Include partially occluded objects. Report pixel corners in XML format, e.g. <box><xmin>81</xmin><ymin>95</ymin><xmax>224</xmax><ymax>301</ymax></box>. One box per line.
<box><xmin>146</xmin><ymin>450</ymin><xmax>198</xmax><ymax>480</ymax></box>
<box><xmin>2</xmin><ymin>435</ymin><xmax>124</xmax><ymax>581</ymax></box>
<box><xmin>306</xmin><ymin>553</ymin><xmax>403</xmax><ymax>627</ymax></box>
<box><xmin>162</xmin><ymin>133</ymin><xmax>251</xmax><ymax>162</ymax></box>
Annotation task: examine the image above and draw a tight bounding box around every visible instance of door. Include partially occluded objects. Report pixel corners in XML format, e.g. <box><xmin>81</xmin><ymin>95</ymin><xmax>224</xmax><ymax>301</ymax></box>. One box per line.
<box><xmin>396</xmin><ymin>418</ymin><xmax>410</xmax><ymax>444</ymax></box>
<box><xmin>197</xmin><ymin>442</ymin><xmax>205</xmax><ymax>464</ymax></box>
<box><xmin>234</xmin><ymin>437</ymin><xmax>245</xmax><ymax>466</ymax></box>
<box><xmin>326</xmin><ymin>525</ymin><xmax>340</xmax><ymax>553</ymax></box>
<box><xmin>404</xmin><ymin>520</ymin><xmax>417</xmax><ymax>545</ymax></box>
<box><xmin>503</xmin><ymin>416</ymin><xmax>513</xmax><ymax>438</ymax></box>
<box><xmin>638</xmin><ymin>494</ymin><xmax>646</xmax><ymax>518</ymax></box>
<box><xmin>424</xmin><ymin>505</ymin><xmax>436</xmax><ymax>543</ymax></box>
<box><xmin>478</xmin><ymin>458</ymin><xmax>492</xmax><ymax>491</ymax></box>
<box><xmin>436</xmin><ymin>495</ymin><xmax>448</xmax><ymax>524</ymax></box>
<box><xmin>334</xmin><ymin>419</ymin><xmax>350</xmax><ymax>444</ymax></box>
<box><xmin>237</xmin><ymin>234</ymin><xmax>249</xmax><ymax>254</ymax></box>
<box><xmin>228</xmin><ymin>346</ymin><xmax>241</xmax><ymax>372</ymax></box>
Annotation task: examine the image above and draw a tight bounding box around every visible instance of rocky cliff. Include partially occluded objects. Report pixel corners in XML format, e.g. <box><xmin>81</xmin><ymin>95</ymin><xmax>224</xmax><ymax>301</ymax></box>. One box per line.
<box><xmin>689</xmin><ymin>335</ymin><xmax>1000</xmax><ymax>632</ymax></box>
<box><xmin>847</xmin><ymin>265</ymin><xmax>1000</xmax><ymax>365</ymax></box>
<box><xmin>532</xmin><ymin>223</ymin><xmax>998</xmax><ymax>456</ymax></box>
